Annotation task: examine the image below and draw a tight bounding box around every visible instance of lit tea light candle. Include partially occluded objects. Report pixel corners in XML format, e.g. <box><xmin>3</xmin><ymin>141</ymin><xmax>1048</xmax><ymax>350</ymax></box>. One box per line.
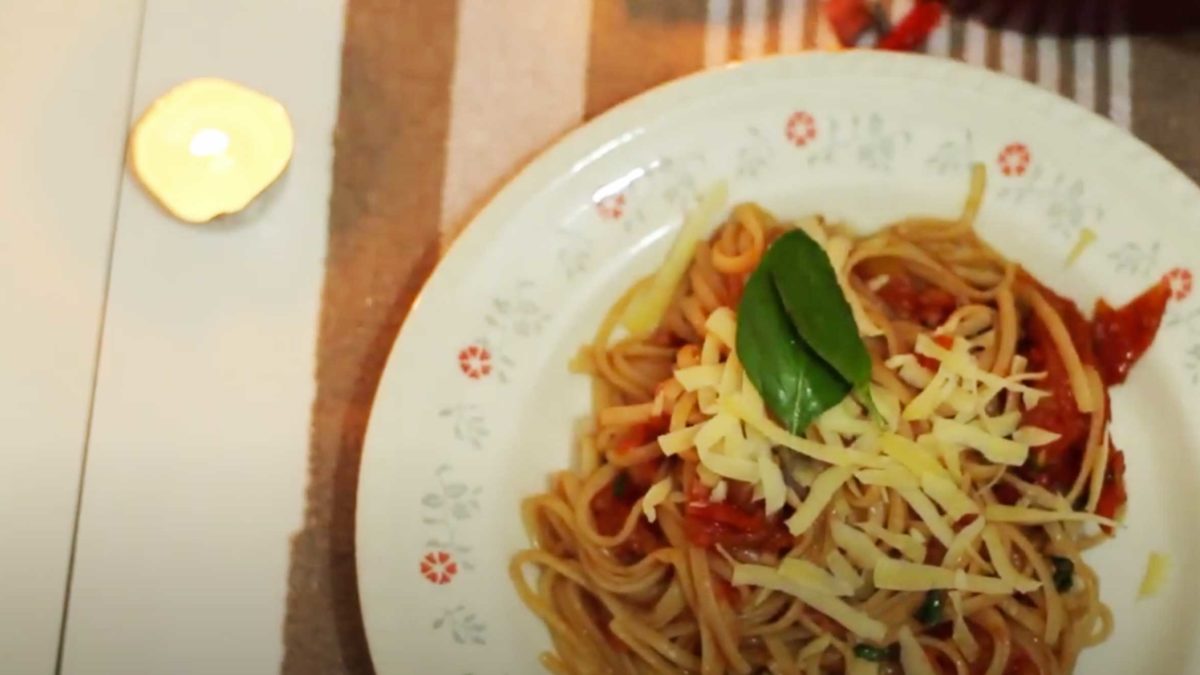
<box><xmin>129</xmin><ymin>78</ymin><xmax>294</xmax><ymax>224</ymax></box>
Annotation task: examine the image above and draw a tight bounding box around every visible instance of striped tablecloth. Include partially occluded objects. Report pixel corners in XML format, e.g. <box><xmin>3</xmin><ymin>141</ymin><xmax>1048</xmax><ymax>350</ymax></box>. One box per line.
<box><xmin>281</xmin><ymin>2</ymin><xmax>1200</xmax><ymax>672</ymax></box>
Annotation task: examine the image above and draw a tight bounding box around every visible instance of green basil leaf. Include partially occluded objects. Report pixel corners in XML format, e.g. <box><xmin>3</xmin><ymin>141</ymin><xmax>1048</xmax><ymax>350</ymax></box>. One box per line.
<box><xmin>768</xmin><ymin>230</ymin><xmax>873</xmax><ymax>389</ymax></box>
<box><xmin>736</xmin><ymin>244</ymin><xmax>850</xmax><ymax>435</ymax></box>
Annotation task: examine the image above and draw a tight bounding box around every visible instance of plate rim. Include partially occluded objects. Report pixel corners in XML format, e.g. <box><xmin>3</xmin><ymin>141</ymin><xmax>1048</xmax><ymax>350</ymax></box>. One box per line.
<box><xmin>355</xmin><ymin>50</ymin><xmax>1200</xmax><ymax>674</ymax></box>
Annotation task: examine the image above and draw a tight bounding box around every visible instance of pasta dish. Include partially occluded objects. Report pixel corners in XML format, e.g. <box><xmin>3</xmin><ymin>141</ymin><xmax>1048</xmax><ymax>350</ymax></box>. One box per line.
<box><xmin>510</xmin><ymin>167</ymin><xmax>1170</xmax><ymax>675</ymax></box>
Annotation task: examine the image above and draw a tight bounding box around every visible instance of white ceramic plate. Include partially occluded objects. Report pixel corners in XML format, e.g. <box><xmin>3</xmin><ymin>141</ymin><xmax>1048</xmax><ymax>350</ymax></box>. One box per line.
<box><xmin>357</xmin><ymin>52</ymin><xmax>1200</xmax><ymax>674</ymax></box>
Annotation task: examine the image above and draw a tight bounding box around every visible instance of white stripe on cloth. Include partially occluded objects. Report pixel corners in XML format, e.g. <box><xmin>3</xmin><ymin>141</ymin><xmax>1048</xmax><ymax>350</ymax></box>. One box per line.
<box><xmin>1109</xmin><ymin>36</ymin><xmax>1132</xmax><ymax>129</ymax></box>
<box><xmin>1073</xmin><ymin>37</ymin><xmax>1097</xmax><ymax>110</ymax></box>
<box><xmin>743</xmin><ymin>0</ymin><xmax>768</xmax><ymax>59</ymax></box>
<box><xmin>705</xmin><ymin>0</ymin><xmax>732</xmax><ymax>66</ymax></box>
<box><xmin>1000</xmin><ymin>30</ymin><xmax>1024</xmax><ymax>79</ymax></box>
<box><xmin>1036</xmin><ymin>35</ymin><xmax>1058</xmax><ymax>90</ymax></box>
<box><xmin>964</xmin><ymin>21</ymin><xmax>986</xmax><ymax>65</ymax></box>
<box><xmin>779</xmin><ymin>0</ymin><xmax>805</xmax><ymax>52</ymax></box>
<box><xmin>439</xmin><ymin>0</ymin><xmax>591</xmax><ymax>247</ymax></box>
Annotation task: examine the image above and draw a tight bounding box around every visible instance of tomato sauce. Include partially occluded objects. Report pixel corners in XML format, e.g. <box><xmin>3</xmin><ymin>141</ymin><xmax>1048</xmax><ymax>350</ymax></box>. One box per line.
<box><xmin>1013</xmin><ymin>274</ymin><xmax>1169</xmax><ymax>515</ymax></box>
<box><xmin>1093</xmin><ymin>278</ymin><xmax>1171</xmax><ymax>385</ymax></box>
<box><xmin>682</xmin><ymin>499</ymin><xmax>794</xmax><ymax>552</ymax></box>
<box><xmin>874</xmin><ymin>271</ymin><xmax>959</xmax><ymax>328</ymax></box>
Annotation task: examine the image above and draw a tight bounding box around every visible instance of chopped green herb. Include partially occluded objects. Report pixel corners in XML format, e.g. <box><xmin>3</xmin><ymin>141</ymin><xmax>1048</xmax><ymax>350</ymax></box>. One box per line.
<box><xmin>915</xmin><ymin>589</ymin><xmax>947</xmax><ymax>625</ymax></box>
<box><xmin>1051</xmin><ymin>556</ymin><xmax>1074</xmax><ymax>592</ymax></box>
<box><xmin>612</xmin><ymin>472</ymin><xmax>630</xmax><ymax>499</ymax></box>
<box><xmin>853</xmin><ymin>643</ymin><xmax>899</xmax><ymax>662</ymax></box>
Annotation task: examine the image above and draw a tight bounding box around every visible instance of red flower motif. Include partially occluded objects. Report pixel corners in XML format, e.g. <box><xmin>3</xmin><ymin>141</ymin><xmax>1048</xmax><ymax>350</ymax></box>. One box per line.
<box><xmin>997</xmin><ymin>142</ymin><xmax>1031</xmax><ymax>177</ymax></box>
<box><xmin>785</xmin><ymin>111</ymin><xmax>817</xmax><ymax>147</ymax></box>
<box><xmin>1165</xmin><ymin>267</ymin><xmax>1193</xmax><ymax>301</ymax></box>
<box><xmin>596</xmin><ymin>193</ymin><xmax>625</xmax><ymax>220</ymax></box>
<box><xmin>420</xmin><ymin>550</ymin><xmax>458</xmax><ymax>585</ymax></box>
<box><xmin>458</xmin><ymin>345</ymin><xmax>492</xmax><ymax>379</ymax></box>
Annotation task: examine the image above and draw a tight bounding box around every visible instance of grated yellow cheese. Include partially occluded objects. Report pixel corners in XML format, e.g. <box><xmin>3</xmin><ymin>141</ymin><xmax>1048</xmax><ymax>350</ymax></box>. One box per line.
<box><xmin>830</xmin><ymin>520</ymin><xmax>885</xmax><ymax>570</ymax></box>
<box><xmin>933</xmin><ymin>418</ymin><xmax>1028</xmax><ymax>466</ymax></box>
<box><xmin>641</xmin><ymin>479</ymin><xmax>672</xmax><ymax>523</ymax></box>
<box><xmin>858</xmin><ymin>521</ymin><xmax>926</xmax><ymax>563</ymax></box>
<box><xmin>657</xmin><ymin>424</ymin><xmax>702</xmax><ymax>456</ymax></box>
<box><xmin>942</xmin><ymin>514</ymin><xmax>986</xmax><ymax>569</ymax></box>
<box><xmin>779</xmin><ymin>558</ymin><xmax>854</xmax><ymax>597</ymax></box>
<box><xmin>826</xmin><ymin>549</ymin><xmax>864</xmax><ymax>590</ymax></box>
<box><xmin>705</xmin><ymin>306</ymin><xmax>737</xmax><ymax>348</ymax></box>
<box><xmin>874</xmin><ymin>557</ymin><xmax>1014</xmax><ymax>594</ymax></box>
<box><xmin>710</xmin><ymin>480</ymin><xmax>728</xmax><ymax>503</ymax></box>
<box><xmin>674</xmin><ymin>364</ymin><xmax>725</xmax><ymax>392</ymax></box>
<box><xmin>786</xmin><ymin>467</ymin><xmax>855</xmax><ymax>535</ymax></box>
<box><xmin>898</xmin><ymin>488</ymin><xmax>957</xmax><ymax>548</ymax></box>
<box><xmin>855</xmin><ymin>464</ymin><xmax>919</xmax><ymax>491</ymax></box>
<box><xmin>921</xmin><ymin>473</ymin><xmax>979</xmax><ymax>520</ymax></box>
<box><xmin>880</xmin><ymin>433</ymin><xmax>948</xmax><ymax>480</ymax></box>
<box><xmin>869</xmin><ymin>384</ymin><xmax>902</xmax><ymax>432</ymax></box>
<box><xmin>699</xmin><ymin>441</ymin><xmax>759</xmax><ymax>482</ymax></box>
<box><xmin>724</xmin><ymin>395</ymin><xmax>882</xmax><ymax>468</ymax></box>
<box><xmin>903</xmin><ymin>369</ymin><xmax>957</xmax><ymax>421</ymax></box>
<box><xmin>984</xmin><ymin>504</ymin><xmax>1120</xmax><ymax>528</ymax></box>
<box><xmin>621</xmin><ymin>182</ymin><xmax>728</xmax><ymax>335</ymax></box>
<box><xmin>980</xmin><ymin>411</ymin><xmax>1022</xmax><ymax>437</ymax></box>
<box><xmin>732</xmin><ymin>564</ymin><xmax>887</xmax><ymax>641</ymax></box>
<box><xmin>1139</xmin><ymin>552</ymin><xmax>1170</xmax><ymax>599</ymax></box>
<box><xmin>758</xmin><ymin>452</ymin><xmax>787</xmax><ymax>516</ymax></box>
<box><xmin>695</xmin><ymin>413</ymin><xmax>740</xmax><ymax>453</ymax></box>
<box><xmin>1013</xmin><ymin>426</ymin><xmax>1062</xmax><ymax>447</ymax></box>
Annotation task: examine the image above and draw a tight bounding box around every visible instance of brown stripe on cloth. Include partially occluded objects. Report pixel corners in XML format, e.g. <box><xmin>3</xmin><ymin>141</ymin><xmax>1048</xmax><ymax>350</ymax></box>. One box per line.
<box><xmin>585</xmin><ymin>0</ymin><xmax>707</xmax><ymax>119</ymax></box>
<box><xmin>728</xmin><ymin>0</ymin><xmax>745</xmax><ymax>60</ymax></box>
<box><xmin>1094</xmin><ymin>35</ymin><xmax>1111</xmax><ymax>119</ymax></box>
<box><xmin>1132</xmin><ymin>34</ymin><xmax>1200</xmax><ymax>183</ymax></box>
<box><xmin>765</xmin><ymin>0</ymin><xmax>783</xmax><ymax>54</ymax></box>
<box><xmin>1022</xmin><ymin>32</ymin><xmax>1037</xmax><ymax>83</ymax></box>
<box><xmin>281</xmin><ymin>0</ymin><xmax>460</xmax><ymax>673</ymax></box>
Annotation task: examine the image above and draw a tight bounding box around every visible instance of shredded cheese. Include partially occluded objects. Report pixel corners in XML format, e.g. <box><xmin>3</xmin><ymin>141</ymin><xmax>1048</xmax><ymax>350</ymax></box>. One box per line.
<box><xmin>786</xmin><ymin>467</ymin><xmax>855</xmax><ymax>535</ymax></box>
<box><xmin>704</xmin><ymin>307</ymin><xmax>736</xmax><ymax>350</ymax></box>
<box><xmin>933</xmin><ymin>418</ymin><xmax>1029</xmax><ymax>466</ymax></box>
<box><xmin>880</xmin><ymin>433</ymin><xmax>948</xmax><ymax>479</ymax></box>
<box><xmin>921</xmin><ymin>473</ymin><xmax>979</xmax><ymax>520</ymax></box>
<box><xmin>758</xmin><ymin>452</ymin><xmax>787</xmax><ymax>515</ymax></box>
<box><xmin>874</xmin><ymin>557</ymin><xmax>1014</xmax><ymax>594</ymax></box>
<box><xmin>674</xmin><ymin>364</ymin><xmax>724</xmax><ymax>392</ymax></box>
<box><xmin>621</xmin><ymin>182</ymin><xmax>727</xmax><ymax>335</ymax></box>
<box><xmin>779</xmin><ymin>558</ymin><xmax>855</xmax><ymax>597</ymax></box>
<box><xmin>858</xmin><ymin>521</ymin><xmax>926</xmax><ymax>563</ymax></box>
<box><xmin>1013</xmin><ymin>426</ymin><xmax>1062</xmax><ymax>447</ymax></box>
<box><xmin>1139</xmin><ymin>552</ymin><xmax>1170</xmax><ymax>599</ymax></box>
<box><xmin>826</xmin><ymin>549</ymin><xmax>864</xmax><ymax>589</ymax></box>
<box><xmin>898</xmin><ymin>488</ymin><xmax>957</xmax><ymax>547</ymax></box>
<box><xmin>724</xmin><ymin>395</ymin><xmax>881</xmax><ymax>468</ymax></box>
<box><xmin>731</xmin><ymin>564</ymin><xmax>887</xmax><ymax>640</ymax></box>
<box><xmin>984</xmin><ymin>504</ymin><xmax>1120</xmax><ymax>528</ymax></box>
<box><xmin>855</xmin><ymin>464</ymin><xmax>919</xmax><ymax>491</ymax></box>
<box><xmin>657</xmin><ymin>424</ymin><xmax>701</xmax><ymax>456</ymax></box>
<box><xmin>641</xmin><ymin>479</ymin><xmax>672</xmax><ymax>523</ymax></box>
<box><xmin>942</xmin><ymin>515</ymin><xmax>986</xmax><ymax>568</ymax></box>
<box><xmin>830</xmin><ymin>520</ymin><xmax>885</xmax><ymax>571</ymax></box>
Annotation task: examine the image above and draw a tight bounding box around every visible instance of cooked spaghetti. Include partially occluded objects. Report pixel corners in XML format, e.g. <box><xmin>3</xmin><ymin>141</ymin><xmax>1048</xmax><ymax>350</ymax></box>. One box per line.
<box><xmin>510</xmin><ymin>166</ymin><xmax>1170</xmax><ymax>675</ymax></box>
